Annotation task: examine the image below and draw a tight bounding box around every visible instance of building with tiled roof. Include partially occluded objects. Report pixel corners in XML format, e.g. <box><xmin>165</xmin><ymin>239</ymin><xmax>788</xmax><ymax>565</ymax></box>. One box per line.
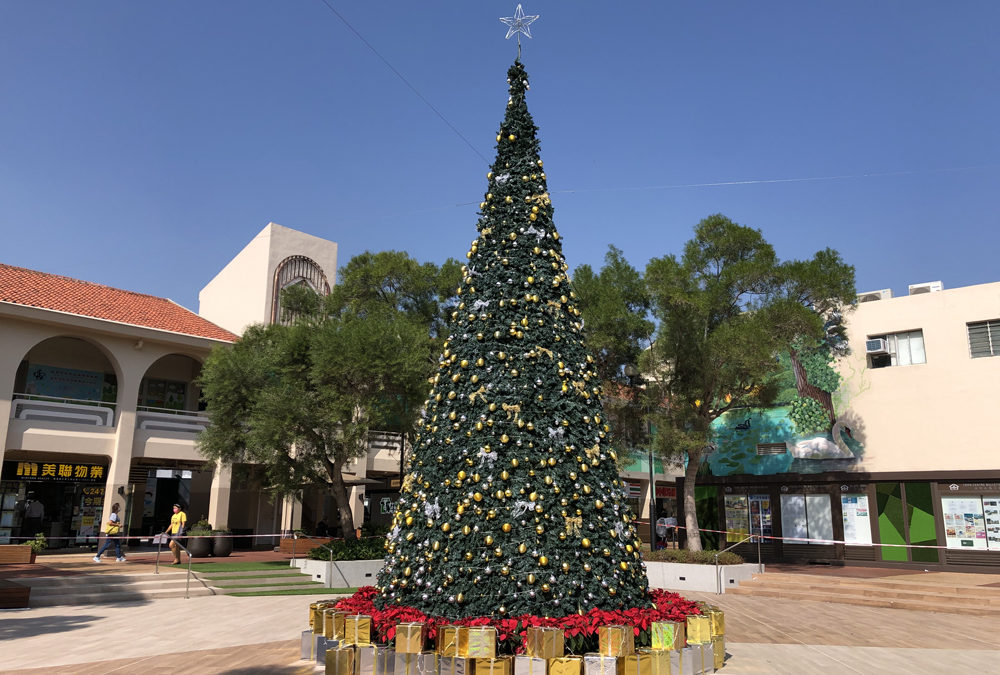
<box><xmin>0</xmin><ymin>264</ymin><xmax>238</xmax><ymax>342</ymax></box>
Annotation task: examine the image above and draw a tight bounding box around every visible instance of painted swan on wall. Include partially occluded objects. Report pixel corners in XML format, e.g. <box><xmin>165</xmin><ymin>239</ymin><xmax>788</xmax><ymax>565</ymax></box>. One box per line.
<box><xmin>790</xmin><ymin>420</ymin><xmax>856</xmax><ymax>459</ymax></box>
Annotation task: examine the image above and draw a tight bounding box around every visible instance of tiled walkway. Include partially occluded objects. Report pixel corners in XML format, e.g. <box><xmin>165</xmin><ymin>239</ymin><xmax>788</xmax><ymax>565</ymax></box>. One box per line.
<box><xmin>2</xmin><ymin>556</ymin><xmax>999</xmax><ymax>674</ymax></box>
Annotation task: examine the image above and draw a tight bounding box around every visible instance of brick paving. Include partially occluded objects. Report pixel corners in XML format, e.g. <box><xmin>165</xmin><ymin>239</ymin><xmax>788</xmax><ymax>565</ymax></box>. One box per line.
<box><xmin>2</xmin><ymin>559</ymin><xmax>1000</xmax><ymax>674</ymax></box>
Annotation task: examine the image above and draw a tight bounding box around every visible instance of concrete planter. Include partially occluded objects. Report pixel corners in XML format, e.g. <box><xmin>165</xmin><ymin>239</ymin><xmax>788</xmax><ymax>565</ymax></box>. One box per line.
<box><xmin>292</xmin><ymin>558</ymin><xmax>383</xmax><ymax>588</ymax></box>
<box><xmin>644</xmin><ymin>561</ymin><xmax>762</xmax><ymax>594</ymax></box>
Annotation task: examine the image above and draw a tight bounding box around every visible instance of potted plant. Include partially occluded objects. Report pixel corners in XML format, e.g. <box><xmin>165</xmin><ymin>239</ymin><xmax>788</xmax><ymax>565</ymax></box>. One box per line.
<box><xmin>212</xmin><ymin>526</ymin><xmax>233</xmax><ymax>557</ymax></box>
<box><xmin>186</xmin><ymin>519</ymin><xmax>213</xmax><ymax>558</ymax></box>
<box><xmin>27</xmin><ymin>533</ymin><xmax>46</xmax><ymax>563</ymax></box>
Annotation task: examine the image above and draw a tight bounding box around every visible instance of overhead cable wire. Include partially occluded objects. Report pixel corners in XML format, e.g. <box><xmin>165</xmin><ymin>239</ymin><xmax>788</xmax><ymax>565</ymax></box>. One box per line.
<box><xmin>316</xmin><ymin>0</ymin><xmax>490</xmax><ymax>165</ymax></box>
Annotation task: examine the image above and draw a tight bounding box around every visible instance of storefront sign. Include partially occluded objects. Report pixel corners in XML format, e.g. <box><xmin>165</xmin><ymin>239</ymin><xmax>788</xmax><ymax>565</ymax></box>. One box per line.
<box><xmin>2</xmin><ymin>461</ymin><xmax>106</xmax><ymax>483</ymax></box>
<box><xmin>655</xmin><ymin>485</ymin><xmax>676</xmax><ymax>499</ymax></box>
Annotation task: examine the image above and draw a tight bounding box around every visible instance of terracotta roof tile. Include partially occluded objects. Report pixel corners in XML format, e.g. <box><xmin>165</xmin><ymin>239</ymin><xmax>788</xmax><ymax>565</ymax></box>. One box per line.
<box><xmin>0</xmin><ymin>264</ymin><xmax>237</xmax><ymax>342</ymax></box>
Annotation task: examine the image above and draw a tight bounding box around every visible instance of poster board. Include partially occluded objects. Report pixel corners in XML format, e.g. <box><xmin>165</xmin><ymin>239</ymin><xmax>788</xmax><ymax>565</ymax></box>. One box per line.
<box><xmin>983</xmin><ymin>498</ymin><xmax>1000</xmax><ymax>550</ymax></box>
<box><xmin>724</xmin><ymin>495</ymin><xmax>750</xmax><ymax>542</ymax></box>
<box><xmin>749</xmin><ymin>494</ymin><xmax>772</xmax><ymax>543</ymax></box>
<box><xmin>941</xmin><ymin>497</ymin><xmax>988</xmax><ymax>550</ymax></box>
<box><xmin>806</xmin><ymin>494</ymin><xmax>834</xmax><ymax>543</ymax></box>
<box><xmin>841</xmin><ymin>494</ymin><xmax>873</xmax><ymax>546</ymax></box>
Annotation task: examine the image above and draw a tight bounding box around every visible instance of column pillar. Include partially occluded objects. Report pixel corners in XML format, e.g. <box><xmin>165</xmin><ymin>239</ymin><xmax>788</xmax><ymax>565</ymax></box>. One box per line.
<box><xmin>100</xmin><ymin>374</ymin><xmax>140</xmax><ymax>537</ymax></box>
<box><xmin>207</xmin><ymin>461</ymin><xmax>232</xmax><ymax>528</ymax></box>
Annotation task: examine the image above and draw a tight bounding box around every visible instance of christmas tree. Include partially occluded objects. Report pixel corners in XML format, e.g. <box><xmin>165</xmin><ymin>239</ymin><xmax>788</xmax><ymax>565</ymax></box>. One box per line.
<box><xmin>376</xmin><ymin>60</ymin><xmax>650</xmax><ymax>618</ymax></box>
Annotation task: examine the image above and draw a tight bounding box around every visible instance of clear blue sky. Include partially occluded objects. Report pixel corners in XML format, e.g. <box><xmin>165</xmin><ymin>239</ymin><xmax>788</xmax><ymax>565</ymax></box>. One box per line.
<box><xmin>2</xmin><ymin>2</ymin><xmax>997</xmax><ymax>311</ymax></box>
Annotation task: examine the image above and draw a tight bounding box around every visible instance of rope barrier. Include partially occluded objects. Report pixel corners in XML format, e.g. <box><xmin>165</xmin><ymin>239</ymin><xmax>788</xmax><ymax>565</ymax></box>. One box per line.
<box><xmin>670</xmin><ymin>524</ymin><xmax>954</xmax><ymax>550</ymax></box>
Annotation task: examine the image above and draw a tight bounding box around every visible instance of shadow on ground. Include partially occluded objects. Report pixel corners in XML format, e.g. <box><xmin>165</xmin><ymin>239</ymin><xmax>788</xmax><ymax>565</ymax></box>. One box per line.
<box><xmin>0</xmin><ymin>613</ymin><xmax>102</xmax><ymax>640</ymax></box>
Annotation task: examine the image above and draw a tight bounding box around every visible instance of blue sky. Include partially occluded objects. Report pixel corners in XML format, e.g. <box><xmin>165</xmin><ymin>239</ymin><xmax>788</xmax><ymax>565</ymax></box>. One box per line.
<box><xmin>2</xmin><ymin>2</ymin><xmax>997</xmax><ymax>312</ymax></box>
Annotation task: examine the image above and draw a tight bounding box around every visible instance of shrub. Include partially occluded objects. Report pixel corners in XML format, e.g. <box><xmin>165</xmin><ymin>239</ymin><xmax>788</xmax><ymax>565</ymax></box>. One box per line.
<box><xmin>307</xmin><ymin>536</ymin><xmax>385</xmax><ymax>561</ymax></box>
<box><xmin>643</xmin><ymin>548</ymin><xmax>745</xmax><ymax>565</ymax></box>
<box><xmin>28</xmin><ymin>533</ymin><xmax>47</xmax><ymax>554</ymax></box>
<box><xmin>188</xmin><ymin>519</ymin><xmax>213</xmax><ymax>535</ymax></box>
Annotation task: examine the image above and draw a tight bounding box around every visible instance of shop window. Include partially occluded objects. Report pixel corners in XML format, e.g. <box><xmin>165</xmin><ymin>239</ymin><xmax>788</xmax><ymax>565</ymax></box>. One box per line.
<box><xmin>723</xmin><ymin>493</ymin><xmax>772</xmax><ymax>543</ymax></box>
<box><xmin>780</xmin><ymin>493</ymin><xmax>833</xmax><ymax>544</ymax></box>
<box><xmin>968</xmin><ymin>319</ymin><xmax>999</xmax><ymax>358</ymax></box>
<box><xmin>867</xmin><ymin>330</ymin><xmax>926</xmax><ymax>368</ymax></box>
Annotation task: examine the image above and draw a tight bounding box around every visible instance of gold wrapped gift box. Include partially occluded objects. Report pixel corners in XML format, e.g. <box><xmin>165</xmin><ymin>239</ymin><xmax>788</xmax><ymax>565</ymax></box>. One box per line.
<box><xmin>466</xmin><ymin>627</ymin><xmax>498</xmax><ymax>658</ymax></box>
<box><xmin>684</xmin><ymin>616</ymin><xmax>711</xmax><ymax>645</ymax></box>
<box><xmin>394</xmin><ymin>651</ymin><xmax>438</xmax><ymax>675</ymax></box>
<box><xmin>474</xmin><ymin>656</ymin><xmax>513</xmax><ymax>675</ymax></box>
<box><xmin>345</xmin><ymin>615</ymin><xmax>373</xmax><ymax>646</ymax></box>
<box><xmin>621</xmin><ymin>649</ymin><xmax>670</xmax><ymax>675</ymax></box>
<box><xmin>437</xmin><ymin>625</ymin><xmax>470</xmax><ymax>657</ymax></box>
<box><xmin>326</xmin><ymin>610</ymin><xmax>347</xmax><ymax>640</ymax></box>
<box><xmin>396</xmin><ymin>622</ymin><xmax>426</xmax><ymax>654</ymax></box>
<box><xmin>711</xmin><ymin>635</ymin><xmax>725</xmax><ymax>671</ymax></box>
<box><xmin>705</xmin><ymin>609</ymin><xmax>725</xmax><ymax>638</ymax></box>
<box><xmin>649</xmin><ymin>621</ymin><xmax>685</xmax><ymax>652</ymax></box>
<box><xmin>548</xmin><ymin>656</ymin><xmax>583</xmax><ymax>675</ymax></box>
<box><xmin>325</xmin><ymin>646</ymin><xmax>355</xmax><ymax>675</ymax></box>
<box><xmin>597</xmin><ymin>626</ymin><xmax>635</xmax><ymax>658</ymax></box>
<box><xmin>525</xmin><ymin>627</ymin><xmax>564</xmax><ymax>660</ymax></box>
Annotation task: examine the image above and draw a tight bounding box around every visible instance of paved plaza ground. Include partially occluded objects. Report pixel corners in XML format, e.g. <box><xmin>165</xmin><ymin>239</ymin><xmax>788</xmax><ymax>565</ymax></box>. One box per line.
<box><xmin>2</xmin><ymin>553</ymin><xmax>999</xmax><ymax>674</ymax></box>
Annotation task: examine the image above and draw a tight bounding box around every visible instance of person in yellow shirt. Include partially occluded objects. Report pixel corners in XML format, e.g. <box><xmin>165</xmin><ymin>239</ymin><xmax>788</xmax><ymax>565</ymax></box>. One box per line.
<box><xmin>164</xmin><ymin>503</ymin><xmax>187</xmax><ymax>565</ymax></box>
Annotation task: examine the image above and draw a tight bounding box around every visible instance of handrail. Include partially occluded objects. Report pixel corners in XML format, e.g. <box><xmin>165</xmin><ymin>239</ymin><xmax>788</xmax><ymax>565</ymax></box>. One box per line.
<box><xmin>155</xmin><ymin>533</ymin><xmax>195</xmax><ymax>598</ymax></box>
<box><xmin>715</xmin><ymin>534</ymin><xmax>755</xmax><ymax>595</ymax></box>
<box><xmin>136</xmin><ymin>405</ymin><xmax>205</xmax><ymax>417</ymax></box>
<box><xmin>12</xmin><ymin>392</ymin><xmax>117</xmax><ymax>409</ymax></box>
<box><xmin>290</xmin><ymin>531</ymin><xmax>328</xmax><ymax>561</ymax></box>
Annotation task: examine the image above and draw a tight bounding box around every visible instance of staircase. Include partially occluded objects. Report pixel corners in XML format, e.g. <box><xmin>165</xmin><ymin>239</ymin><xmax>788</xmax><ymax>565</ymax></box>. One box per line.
<box><xmin>728</xmin><ymin>571</ymin><xmax>1000</xmax><ymax>616</ymax></box>
<box><xmin>196</xmin><ymin>568</ymin><xmax>328</xmax><ymax>596</ymax></box>
<box><xmin>22</xmin><ymin>570</ymin><xmax>216</xmax><ymax>606</ymax></box>
<box><xmin>19</xmin><ymin>563</ymin><xmax>331</xmax><ymax>606</ymax></box>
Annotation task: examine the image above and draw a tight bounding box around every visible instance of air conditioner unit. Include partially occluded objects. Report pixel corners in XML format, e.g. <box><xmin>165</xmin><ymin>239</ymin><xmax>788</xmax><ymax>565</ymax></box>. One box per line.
<box><xmin>908</xmin><ymin>281</ymin><xmax>943</xmax><ymax>295</ymax></box>
<box><xmin>865</xmin><ymin>338</ymin><xmax>889</xmax><ymax>354</ymax></box>
<box><xmin>857</xmin><ymin>289</ymin><xmax>893</xmax><ymax>303</ymax></box>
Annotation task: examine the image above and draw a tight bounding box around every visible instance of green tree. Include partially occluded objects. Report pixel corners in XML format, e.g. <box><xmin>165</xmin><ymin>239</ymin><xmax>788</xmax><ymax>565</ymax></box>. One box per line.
<box><xmin>197</xmin><ymin>253</ymin><xmax>454</xmax><ymax>541</ymax></box>
<box><xmin>644</xmin><ymin>214</ymin><xmax>827</xmax><ymax>551</ymax></box>
<box><xmin>573</xmin><ymin>246</ymin><xmax>654</xmax><ymax>458</ymax></box>
<box><xmin>376</xmin><ymin>61</ymin><xmax>649</xmax><ymax>618</ymax></box>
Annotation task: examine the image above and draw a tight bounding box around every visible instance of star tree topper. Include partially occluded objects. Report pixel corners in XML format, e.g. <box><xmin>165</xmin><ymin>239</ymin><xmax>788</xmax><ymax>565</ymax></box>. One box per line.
<box><xmin>500</xmin><ymin>4</ymin><xmax>539</xmax><ymax>41</ymax></box>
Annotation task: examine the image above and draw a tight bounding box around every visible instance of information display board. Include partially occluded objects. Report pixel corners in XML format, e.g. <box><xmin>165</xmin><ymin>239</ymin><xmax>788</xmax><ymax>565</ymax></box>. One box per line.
<box><xmin>724</xmin><ymin>495</ymin><xmax>750</xmax><ymax>542</ymax></box>
<box><xmin>841</xmin><ymin>494</ymin><xmax>873</xmax><ymax>545</ymax></box>
<box><xmin>942</xmin><ymin>497</ymin><xmax>988</xmax><ymax>550</ymax></box>
<box><xmin>749</xmin><ymin>494</ymin><xmax>772</xmax><ymax>543</ymax></box>
<box><xmin>983</xmin><ymin>498</ymin><xmax>1000</xmax><ymax>550</ymax></box>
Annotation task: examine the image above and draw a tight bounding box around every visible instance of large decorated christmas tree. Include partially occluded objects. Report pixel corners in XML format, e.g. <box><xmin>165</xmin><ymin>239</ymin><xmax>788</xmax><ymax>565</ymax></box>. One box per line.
<box><xmin>375</xmin><ymin>58</ymin><xmax>649</xmax><ymax>619</ymax></box>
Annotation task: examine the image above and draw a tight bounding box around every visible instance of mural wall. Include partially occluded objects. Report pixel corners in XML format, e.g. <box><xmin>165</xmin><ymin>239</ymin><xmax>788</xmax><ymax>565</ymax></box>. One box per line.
<box><xmin>704</xmin><ymin>343</ymin><xmax>868</xmax><ymax>477</ymax></box>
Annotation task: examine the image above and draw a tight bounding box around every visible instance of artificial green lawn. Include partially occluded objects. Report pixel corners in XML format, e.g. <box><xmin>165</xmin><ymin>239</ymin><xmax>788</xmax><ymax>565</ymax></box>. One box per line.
<box><xmin>229</xmin><ymin>587</ymin><xmax>357</xmax><ymax>596</ymax></box>
<box><xmin>188</xmin><ymin>560</ymin><xmax>292</xmax><ymax>572</ymax></box>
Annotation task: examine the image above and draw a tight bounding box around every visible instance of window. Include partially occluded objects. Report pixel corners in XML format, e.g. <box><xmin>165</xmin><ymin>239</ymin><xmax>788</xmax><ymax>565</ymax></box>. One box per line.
<box><xmin>868</xmin><ymin>329</ymin><xmax>926</xmax><ymax>368</ymax></box>
<box><xmin>756</xmin><ymin>442</ymin><xmax>787</xmax><ymax>456</ymax></box>
<box><xmin>968</xmin><ymin>319</ymin><xmax>999</xmax><ymax>358</ymax></box>
<box><xmin>780</xmin><ymin>493</ymin><xmax>834</xmax><ymax>544</ymax></box>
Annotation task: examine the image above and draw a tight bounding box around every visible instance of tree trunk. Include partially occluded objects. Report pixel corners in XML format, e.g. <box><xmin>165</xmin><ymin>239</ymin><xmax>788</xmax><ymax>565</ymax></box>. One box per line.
<box><xmin>683</xmin><ymin>449</ymin><xmax>702</xmax><ymax>552</ymax></box>
<box><xmin>789</xmin><ymin>348</ymin><xmax>836</xmax><ymax>426</ymax></box>
<box><xmin>327</xmin><ymin>459</ymin><xmax>359</xmax><ymax>541</ymax></box>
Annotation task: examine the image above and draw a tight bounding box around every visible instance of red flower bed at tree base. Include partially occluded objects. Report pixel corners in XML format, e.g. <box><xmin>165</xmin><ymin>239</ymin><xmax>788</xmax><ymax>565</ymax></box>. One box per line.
<box><xmin>335</xmin><ymin>588</ymin><xmax>701</xmax><ymax>655</ymax></box>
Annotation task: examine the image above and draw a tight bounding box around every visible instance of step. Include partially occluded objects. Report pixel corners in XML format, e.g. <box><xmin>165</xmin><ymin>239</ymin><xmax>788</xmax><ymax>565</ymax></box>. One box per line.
<box><xmin>29</xmin><ymin>585</ymin><xmax>217</xmax><ymax>606</ymax></box>
<box><xmin>739</xmin><ymin>574</ymin><xmax>1000</xmax><ymax>600</ymax></box>
<box><xmin>212</xmin><ymin>583</ymin><xmax>328</xmax><ymax>595</ymax></box>
<box><xmin>210</xmin><ymin>577</ymin><xmax>321</xmax><ymax>588</ymax></box>
<box><xmin>736</xmin><ymin>578</ymin><xmax>1000</xmax><ymax>607</ymax></box>
<box><xmin>726</xmin><ymin>586</ymin><xmax>1000</xmax><ymax>616</ymax></box>
<box><xmin>195</xmin><ymin>569</ymin><xmax>305</xmax><ymax>579</ymax></box>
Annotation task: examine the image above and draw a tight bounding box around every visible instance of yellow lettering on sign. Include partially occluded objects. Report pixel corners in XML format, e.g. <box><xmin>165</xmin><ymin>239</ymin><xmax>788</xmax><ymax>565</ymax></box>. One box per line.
<box><xmin>41</xmin><ymin>464</ymin><xmax>57</xmax><ymax>477</ymax></box>
<box><xmin>58</xmin><ymin>464</ymin><xmax>73</xmax><ymax>478</ymax></box>
<box><xmin>75</xmin><ymin>465</ymin><xmax>88</xmax><ymax>478</ymax></box>
<box><xmin>89</xmin><ymin>466</ymin><xmax>104</xmax><ymax>479</ymax></box>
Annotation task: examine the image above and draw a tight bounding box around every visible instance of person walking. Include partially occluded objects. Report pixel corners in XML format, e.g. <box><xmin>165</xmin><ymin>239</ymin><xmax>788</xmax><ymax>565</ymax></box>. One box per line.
<box><xmin>164</xmin><ymin>503</ymin><xmax>187</xmax><ymax>565</ymax></box>
<box><xmin>93</xmin><ymin>503</ymin><xmax>125</xmax><ymax>562</ymax></box>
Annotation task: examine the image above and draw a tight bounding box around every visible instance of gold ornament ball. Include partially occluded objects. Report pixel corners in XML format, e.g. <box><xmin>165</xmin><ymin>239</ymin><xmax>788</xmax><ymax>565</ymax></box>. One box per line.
<box><xmin>581</xmin><ymin>538</ymin><xmax>591</xmax><ymax>548</ymax></box>
<box><xmin>539</xmin><ymin>555</ymin><xmax>549</xmax><ymax>566</ymax></box>
<box><xmin>518</xmin><ymin>543</ymin><xmax>528</xmax><ymax>554</ymax></box>
<box><xmin>508</xmin><ymin>134</ymin><xmax>516</xmax><ymax>141</ymax></box>
<box><xmin>502</xmin><ymin>523</ymin><xmax>512</xmax><ymax>533</ymax></box>
<box><xmin>527</xmin><ymin>573</ymin><xmax>536</xmax><ymax>584</ymax></box>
